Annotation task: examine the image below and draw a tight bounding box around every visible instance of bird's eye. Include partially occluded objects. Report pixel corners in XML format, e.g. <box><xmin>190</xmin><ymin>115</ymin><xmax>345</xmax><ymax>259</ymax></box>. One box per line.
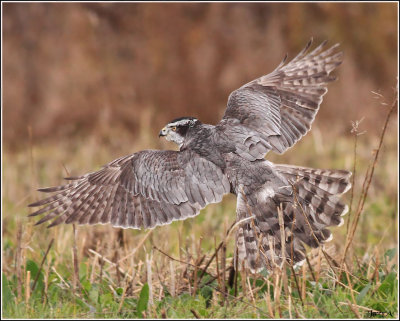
<box><xmin>171</xmin><ymin>127</ymin><xmax>177</xmax><ymax>131</ymax></box>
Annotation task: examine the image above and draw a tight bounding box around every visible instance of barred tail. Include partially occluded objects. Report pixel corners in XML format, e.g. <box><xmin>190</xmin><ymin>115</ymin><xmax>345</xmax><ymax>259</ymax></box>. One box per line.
<box><xmin>235</xmin><ymin>164</ymin><xmax>352</xmax><ymax>273</ymax></box>
<box><xmin>275</xmin><ymin>164</ymin><xmax>352</xmax><ymax>226</ymax></box>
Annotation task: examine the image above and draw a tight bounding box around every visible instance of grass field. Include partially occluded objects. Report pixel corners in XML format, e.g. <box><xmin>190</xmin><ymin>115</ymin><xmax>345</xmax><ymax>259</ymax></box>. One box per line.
<box><xmin>2</xmin><ymin>100</ymin><xmax>398</xmax><ymax>318</ymax></box>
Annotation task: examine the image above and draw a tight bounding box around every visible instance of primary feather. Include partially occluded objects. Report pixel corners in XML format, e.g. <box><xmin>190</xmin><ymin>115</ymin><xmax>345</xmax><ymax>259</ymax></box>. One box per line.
<box><xmin>29</xmin><ymin>39</ymin><xmax>350</xmax><ymax>272</ymax></box>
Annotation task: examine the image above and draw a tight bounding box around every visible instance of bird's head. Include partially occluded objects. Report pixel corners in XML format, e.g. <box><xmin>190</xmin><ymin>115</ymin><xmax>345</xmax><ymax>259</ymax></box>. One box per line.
<box><xmin>159</xmin><ymin>116</ymin><xmax>200</xmax><ymax>147</ymax></box>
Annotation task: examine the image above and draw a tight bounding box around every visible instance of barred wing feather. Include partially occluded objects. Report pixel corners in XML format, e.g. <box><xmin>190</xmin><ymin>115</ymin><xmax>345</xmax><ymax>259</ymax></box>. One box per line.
<box><xmin>218</xmin><ymin>39</ymin><xmax>343</xmax><ymax>160</ymax></box>
<box><xmin>28</xmin><ymin>150</ymin><xmax>230</xmax><ymax>229</ymax></box>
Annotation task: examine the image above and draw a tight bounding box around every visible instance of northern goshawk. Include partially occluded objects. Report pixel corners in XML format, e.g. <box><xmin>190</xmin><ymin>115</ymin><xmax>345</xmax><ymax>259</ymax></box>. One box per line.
<box><xmin>29</xmin><ymin>39</ymin><xmax>351</xmax><ymax>272</ymax></box>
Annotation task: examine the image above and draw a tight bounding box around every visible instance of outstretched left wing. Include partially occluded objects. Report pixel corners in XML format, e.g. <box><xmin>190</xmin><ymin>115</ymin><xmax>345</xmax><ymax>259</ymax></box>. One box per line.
<box><xmin>28</xmin><ymin>149</ymin><xmax>230</xmax><ymax>229</ymax></box>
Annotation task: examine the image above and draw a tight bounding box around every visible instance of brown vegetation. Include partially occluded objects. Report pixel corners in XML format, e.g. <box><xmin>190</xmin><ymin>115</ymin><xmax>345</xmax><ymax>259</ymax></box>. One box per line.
<box><xmin>2</xmin><ymin>4</ymin><xmax>398</xmax><ymax>318</ymax></box>
<box><xmin>3</xmin><ymin>2</ymin><xmax>398</xmax><ymax>149</ymax></box>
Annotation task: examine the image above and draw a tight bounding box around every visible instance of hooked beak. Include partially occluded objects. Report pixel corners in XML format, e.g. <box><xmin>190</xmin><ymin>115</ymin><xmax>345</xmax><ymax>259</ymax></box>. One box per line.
<box><xmin>159</xmin><ymin>128</ymin><xmax>167</xmax><ymax>137</ymax></box>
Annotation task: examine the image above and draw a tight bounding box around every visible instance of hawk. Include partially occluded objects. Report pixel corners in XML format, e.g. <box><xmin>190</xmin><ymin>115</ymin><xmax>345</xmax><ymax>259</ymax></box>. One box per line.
<box><xmin>29</xmin><ymin>39</ymin><xmax>351</xmax><ymax>272</ymax></box>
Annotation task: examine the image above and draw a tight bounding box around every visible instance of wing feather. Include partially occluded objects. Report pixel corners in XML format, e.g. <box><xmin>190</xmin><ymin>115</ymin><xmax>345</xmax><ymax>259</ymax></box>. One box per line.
<box><xmin>218</xmin><ymin>39</ymin><xmax>342</xmax><ymax>158</ymax></box>
<box><xmin>29</xmin><ymin>149</ymin><xmax>229</xmax><ymax>229</ymax></box>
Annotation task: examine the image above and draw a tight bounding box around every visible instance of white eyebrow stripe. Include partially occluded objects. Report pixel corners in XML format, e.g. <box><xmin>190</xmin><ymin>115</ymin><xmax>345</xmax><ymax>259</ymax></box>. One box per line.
<box><xmin>169</xmin><ymin>119</ymin><xmax>197</xmax><ymax>127</ymax></box>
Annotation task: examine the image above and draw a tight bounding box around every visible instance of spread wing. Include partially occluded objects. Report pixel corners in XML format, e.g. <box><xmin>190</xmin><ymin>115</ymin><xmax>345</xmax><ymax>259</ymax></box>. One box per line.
<box><xmin>217</xmin><ymin>39</ymin><xmax>343</xmax><ymax>161</ymax></box>
<box><xmin>28</xmin><ymin>150</ymin><xmax>230</xmax><ymax>229</ymax></box>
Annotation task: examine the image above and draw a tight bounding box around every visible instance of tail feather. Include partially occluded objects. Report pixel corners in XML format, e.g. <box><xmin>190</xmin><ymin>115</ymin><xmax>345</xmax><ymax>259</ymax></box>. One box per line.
<box><xmin>274</xmin><ymin>164</ymin><xmax>352</xmax><ymax>195</ymax></box>
<box><xmin>235</xmin><ymin>164</ymin><xmax>351</xmax><ymax>273</ymax></box>
<box><xmin>277</xmin><ymin>164</ymin><xmax>351</xmax><ymax>224</ymax></box>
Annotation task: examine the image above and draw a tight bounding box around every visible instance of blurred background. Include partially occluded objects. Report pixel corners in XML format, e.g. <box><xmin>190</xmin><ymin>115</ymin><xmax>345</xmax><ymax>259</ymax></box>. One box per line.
<box><xmin>3</xmin><ymin>2</ymin><xmax>398</xmax><ymax>149</ymax></box>
<box><xmin>2</xmin><ymin>2</ymin><xmax>398</xmax><ymax>281</ymax></box>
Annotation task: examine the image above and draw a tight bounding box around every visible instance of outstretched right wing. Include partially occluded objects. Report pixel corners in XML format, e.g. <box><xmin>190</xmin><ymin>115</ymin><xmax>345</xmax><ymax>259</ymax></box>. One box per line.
<box><xmin>28</xmin><ymin>150</ymin><xmax>230</xmax><ymax>229</ymax></box>
<box><xmin>217</xmin><ymin>39</ymin><xmax>343</xmax><ymax>161</ymax></box>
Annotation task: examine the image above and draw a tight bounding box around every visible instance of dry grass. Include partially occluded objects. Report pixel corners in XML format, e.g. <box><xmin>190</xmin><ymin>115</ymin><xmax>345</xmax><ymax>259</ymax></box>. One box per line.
<box><xmin>3</xmin><ymin>17</ymin><xmax>398</xmax><ymax>321</ymax></box>
<box><xmin>2</xmin><ymin>87</ymin><xmax>398</xmax><ymax>318</ymax></box>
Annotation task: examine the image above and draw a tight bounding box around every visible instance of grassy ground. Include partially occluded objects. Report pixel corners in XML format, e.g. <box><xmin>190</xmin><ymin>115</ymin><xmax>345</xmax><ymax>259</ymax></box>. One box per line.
<box><xmin>2</xmin><ymin>104</ymin><xmax>398</xmax><ymax>318</ymax></box>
